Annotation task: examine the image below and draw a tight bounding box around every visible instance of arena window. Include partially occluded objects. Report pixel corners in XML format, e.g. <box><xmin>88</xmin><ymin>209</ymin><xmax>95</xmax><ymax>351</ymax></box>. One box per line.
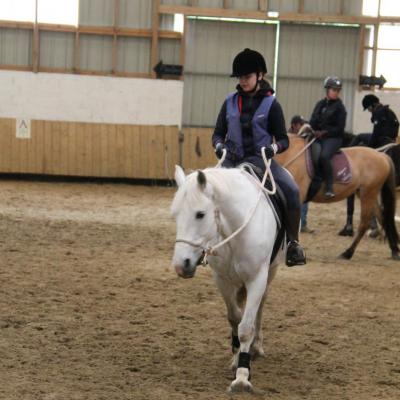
<box><xmin>363</xmin><ymin>0</ymin><xmax>400</xmax><ymax>88</ymax></box>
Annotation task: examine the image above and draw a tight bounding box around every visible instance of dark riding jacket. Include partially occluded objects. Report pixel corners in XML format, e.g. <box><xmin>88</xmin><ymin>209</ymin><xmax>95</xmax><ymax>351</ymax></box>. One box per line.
<box><xmin>369</xmin><ymin>104</ymin><xmax>399</xmax><ymax>148</ymax></box>
<box><xmin>309</xmin><ymin>98</ymin><xmax>347</xmax><ymax>139</ymax></box>
<box><xmin>212</xmin><ymin>80</ymin><xmax>289</xmax><ymax>161</ymax></box>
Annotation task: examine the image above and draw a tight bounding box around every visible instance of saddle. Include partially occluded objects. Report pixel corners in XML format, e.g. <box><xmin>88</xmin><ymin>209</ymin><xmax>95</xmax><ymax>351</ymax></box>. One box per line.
<box><xmin>305</xmin><ymin>139</ymin><xmax>352</xmax><ymax>201</ymax></box>
<box><xmin>306</xmin><ymin>142</ymin><xmax>352</xmax><ymax>183</ymax></box>
<box><xmin>240</xmin><ymin>163</ymin><xmax>286</xmax><ymax>264</ymax></box>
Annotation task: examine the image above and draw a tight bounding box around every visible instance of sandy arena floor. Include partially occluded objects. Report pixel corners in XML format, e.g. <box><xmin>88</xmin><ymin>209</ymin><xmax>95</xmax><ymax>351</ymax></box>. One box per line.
<box><xmin>0</xmin><ymin>179</ymin><xmax>399</xmax><ymax>400</ymax></box>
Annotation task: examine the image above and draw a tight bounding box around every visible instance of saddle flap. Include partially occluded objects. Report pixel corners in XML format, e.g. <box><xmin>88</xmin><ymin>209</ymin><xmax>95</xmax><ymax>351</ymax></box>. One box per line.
<box><xmin>306</xmin><ymin>143</ymin><xmax>352</xmax><ymax>184</ymax></box>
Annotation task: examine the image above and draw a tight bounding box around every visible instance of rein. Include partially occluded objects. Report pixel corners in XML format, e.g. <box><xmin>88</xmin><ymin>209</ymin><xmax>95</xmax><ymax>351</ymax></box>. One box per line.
<box><xmin>175</xmin><ymin>147</ymin><xmax>276</xmax><ymax>266</ymax></box>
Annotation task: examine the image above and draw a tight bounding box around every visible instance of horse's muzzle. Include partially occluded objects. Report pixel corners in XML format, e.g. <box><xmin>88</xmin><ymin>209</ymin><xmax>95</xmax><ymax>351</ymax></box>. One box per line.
<box><xmin>174</xmin><ymin>258</ymin><xmax>197</xmax><ymax>279</ymax></box>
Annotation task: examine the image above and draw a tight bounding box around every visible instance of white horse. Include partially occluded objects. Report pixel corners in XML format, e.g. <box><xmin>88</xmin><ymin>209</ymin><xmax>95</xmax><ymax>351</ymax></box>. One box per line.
<box><xmin>171</xmin><ymin>165</ymin><xmax>282</xmax><ymax>392</ymax></box>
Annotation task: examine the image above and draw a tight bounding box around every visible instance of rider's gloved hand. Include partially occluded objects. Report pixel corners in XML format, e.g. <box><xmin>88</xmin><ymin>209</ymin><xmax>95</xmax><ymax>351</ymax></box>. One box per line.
<box><xmin>215</xmin><ymin>142</ymin><xmax>226</xmax><ymax>159</ymax></box>
<box><xmin>264</xmin><ymin>144</ymin><xmax>279</xmax><ymax>159</ymax></box>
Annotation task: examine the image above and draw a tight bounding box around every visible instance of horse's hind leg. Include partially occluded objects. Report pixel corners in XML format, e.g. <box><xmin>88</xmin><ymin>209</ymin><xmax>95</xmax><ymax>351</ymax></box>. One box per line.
<box><xmin>340</xmin><ymin>190</ymin><xmax>378</xmax><ymax>259</ymax></box>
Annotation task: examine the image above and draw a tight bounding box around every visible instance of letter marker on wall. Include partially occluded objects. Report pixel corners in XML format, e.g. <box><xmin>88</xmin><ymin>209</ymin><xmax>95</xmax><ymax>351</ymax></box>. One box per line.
<box><xmin>16</xmin><ymin>118</ymin><xmax>31</xmax><ymax>139</ymax></box>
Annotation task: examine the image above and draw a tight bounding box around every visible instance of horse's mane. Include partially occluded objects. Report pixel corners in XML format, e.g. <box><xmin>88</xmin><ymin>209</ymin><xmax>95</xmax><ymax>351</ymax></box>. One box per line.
<box><xmin>171</xmin><ymin>168</ymin><xmax>248</xmax><ymax>215</ymax></box>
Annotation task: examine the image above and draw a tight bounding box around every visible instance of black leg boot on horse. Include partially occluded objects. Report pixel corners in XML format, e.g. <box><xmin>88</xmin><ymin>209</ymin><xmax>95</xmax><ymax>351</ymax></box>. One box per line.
<box><xmin>339</xmin><ymin>194</ymin><xmax>355</xmax><ymax>236</ymax></box>
<box><xmin>339</xmin><ymin>194</ymin><xmax>380</xmax><ymax>238</ymax></box>
<box><xmin>285</xmin><ymin>207</ymin><xmax>307</xmax><ymax>267</ymax></box>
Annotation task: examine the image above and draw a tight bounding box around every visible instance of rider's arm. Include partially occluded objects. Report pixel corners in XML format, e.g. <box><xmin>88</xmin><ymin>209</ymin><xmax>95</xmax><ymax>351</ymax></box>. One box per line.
<box><xmin>212</xmin><ymin>100</ymin><xmax>228</xmax><ymax>148</ymax></box>
<box><xmin>268</xmin><ymin>100</ymin><xmax>289</xmax><ymax>153</ymax></box>
<box><xmin>309</xmin><ymin>100</ymin><xmax>323</xmax><ymax>130</ymax></box>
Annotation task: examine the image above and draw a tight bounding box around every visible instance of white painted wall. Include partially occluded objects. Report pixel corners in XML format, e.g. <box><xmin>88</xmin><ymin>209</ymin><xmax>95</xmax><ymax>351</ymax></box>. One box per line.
<box><xmin>0</xmin><ymin>70</ymin><xmax>183</xmax><ymax>126</ymax></box>
<box><xmin>353</xmin><ymin>90</ymin><xmax>400</xmax><ymax>134</ymax></box>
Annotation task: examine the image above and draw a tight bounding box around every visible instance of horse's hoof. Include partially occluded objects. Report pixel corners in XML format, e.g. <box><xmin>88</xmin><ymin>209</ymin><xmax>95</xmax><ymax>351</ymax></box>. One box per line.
<box><xmin>368</xmin><ymin>229</ymin><xmax>380</xmax><ymax>239</ymax></box>
<box><xmin>229</xmin><ymin>377</ymin><xmax>253</xmax><ymax>393</ymax></box>
<box><xmin>229</xmin><ymin>367</ymin><xmax>252</xmax><ymax>393</ymax></box>
<box><xmin>391</xmin><ymin>252</ymin><xmax>400</xmax><ymax>261</ymax></box>
<box><xmin>339</xmin><ymin>249</ymin><xmax>353</xmax><ymax>260</ymax></box>
<box><xmin>338</xmin><ymin>226</ymin><xmax>354</xmax><ymax>237</ymax></box>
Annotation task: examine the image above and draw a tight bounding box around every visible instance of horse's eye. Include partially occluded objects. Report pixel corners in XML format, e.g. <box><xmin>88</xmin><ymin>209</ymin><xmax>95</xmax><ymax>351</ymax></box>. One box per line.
<box><xmin>196</xmin><ymin>211</ymin><xmax>205</xmax><ymax>219</ymax></box>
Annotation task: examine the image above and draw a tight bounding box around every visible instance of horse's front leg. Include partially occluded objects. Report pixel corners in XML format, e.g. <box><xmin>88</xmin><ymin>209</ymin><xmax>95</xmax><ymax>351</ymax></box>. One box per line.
<box><xmin>213</xmin><ymin>273</ymin><xmax>242</xmax><ymax>369</ymax></box>
<box><xmin>230</xmin><ymin>268</ymin><xmax>268</xmax><ymax>393</ymax></box>
<box><xmin>250</xmin><ymin>293</ymin><xmax>266</xmax><ymax>359</ymax></box>
<box><xmin>338</xmin><ymin>194</ymin><xmax>355</xmax><ymax>236</ymax></box>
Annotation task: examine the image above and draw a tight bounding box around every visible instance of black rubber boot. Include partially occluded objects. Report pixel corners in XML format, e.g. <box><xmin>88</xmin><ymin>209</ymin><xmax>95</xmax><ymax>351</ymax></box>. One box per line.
<box><xmin>285</xmin><ymin>208</ymin><xmax>307</xmax><ymax>267</ymax></box>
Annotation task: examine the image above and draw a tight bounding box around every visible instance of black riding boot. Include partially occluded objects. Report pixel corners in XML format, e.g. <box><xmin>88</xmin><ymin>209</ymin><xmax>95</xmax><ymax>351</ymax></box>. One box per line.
<box><xmin>285</xmin><ymin>208</ymin><xmax>307</xmax><ymax>267</ymax></box>
<box><xmin>321</xmin><ymin>158</ymin><xmax>335</xmax><ymax>199</ymax></box>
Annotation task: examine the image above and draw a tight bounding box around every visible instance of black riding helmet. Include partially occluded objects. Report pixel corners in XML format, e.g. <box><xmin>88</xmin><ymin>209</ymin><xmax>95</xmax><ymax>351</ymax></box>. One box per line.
<box><xmin>230</xmin><ymin>48</ymin><xmax>267</xmax><ymax>77</ymax></box>
<box><xmin>362</xmin><ymin>94</ymin><xmax>379</xmax><ymax>110</ymax></box>
<box><xmin>324</xmin><ymin>76</ymin><xmax>342</xmax><ymax>89</ymax></box>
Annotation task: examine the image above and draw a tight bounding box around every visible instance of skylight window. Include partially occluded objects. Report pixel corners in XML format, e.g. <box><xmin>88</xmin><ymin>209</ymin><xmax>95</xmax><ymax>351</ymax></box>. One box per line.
<box><xmin>0</xmin><ymin>0</ymin><xmax>35</xmax><ymax>22</ymax></box>
<box><xmin>362</xmin><ymin>0</ymin><xmax>379</xmax><ymax>17</ymax></box>
<box><xmin>38</xmin><ymin>0</ymin><xmax>79</xmax><ymax>26</ymax></box>
<box><xmin>380</xmin><ymin>0</ymin><xmax>400</xmax><ymax>17</ymax></box>
<box><xmin>0</xmin><ymin>0</ymin><xmax>79</xmax><ymax>26</ymax></box>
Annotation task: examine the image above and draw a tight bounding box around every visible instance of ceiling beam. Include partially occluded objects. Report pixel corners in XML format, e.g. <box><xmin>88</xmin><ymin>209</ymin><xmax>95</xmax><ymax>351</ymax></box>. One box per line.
<box><xmin>159</xmin><ymin>4</ymin><xmax>400</xmax><ymax>25</ymax></box>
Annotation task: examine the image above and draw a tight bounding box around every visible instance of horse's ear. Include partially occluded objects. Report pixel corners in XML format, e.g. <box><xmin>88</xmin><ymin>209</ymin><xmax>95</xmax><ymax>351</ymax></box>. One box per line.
<box><xmin>197</xmin><ymin>170</ymin><xmax>206</xmax><ymax>189</ymax></box>
<box><xmin>174</xmin><ymin>165</ymin><xmax>186</xmax><ymax>187</ymax></box>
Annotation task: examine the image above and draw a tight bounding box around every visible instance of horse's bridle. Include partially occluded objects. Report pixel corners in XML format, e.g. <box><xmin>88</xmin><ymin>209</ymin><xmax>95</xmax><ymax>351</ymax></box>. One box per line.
<box><xmin>175</xmin><ymin>209</ymin><xmax>222</xmax><ymax>266</ymax></box>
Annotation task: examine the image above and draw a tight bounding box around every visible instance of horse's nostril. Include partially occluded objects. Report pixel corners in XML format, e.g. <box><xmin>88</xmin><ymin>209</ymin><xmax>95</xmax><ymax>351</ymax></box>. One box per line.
<box><xmin>184</xmin><ymin>258</ymin><xmax>191</xmax><ymax>269</ymax></box>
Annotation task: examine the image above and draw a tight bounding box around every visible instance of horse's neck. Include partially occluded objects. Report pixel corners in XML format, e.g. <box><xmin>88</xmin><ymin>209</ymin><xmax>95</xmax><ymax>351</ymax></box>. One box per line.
<box><xmin>207</xmin><ymin>169</ymin><xmax>276</xmax><ymax>267</ymax></box>
<box><xmin>275</xmin><ymin>135</ymin><xmax>305</xmax><ymax>165</ymax></box>
<box><xmin>209</xmin><ymin>169</ymin><xmax>261</xmax><ymax>230</ymax></box>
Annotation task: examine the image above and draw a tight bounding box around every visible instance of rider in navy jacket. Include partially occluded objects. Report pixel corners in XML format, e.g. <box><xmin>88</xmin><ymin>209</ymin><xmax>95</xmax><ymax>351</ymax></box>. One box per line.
<box><xmin>212</xmin><ymin>48</ymin><xmax>306</xmax><ymax>267</ymax></box>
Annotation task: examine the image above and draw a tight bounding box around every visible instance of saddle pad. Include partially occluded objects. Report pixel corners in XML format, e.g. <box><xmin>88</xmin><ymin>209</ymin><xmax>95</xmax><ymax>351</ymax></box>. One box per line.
<box><xmin>305</xmin><ymin>147</ymin><xmax>352</xmax><ymax>184</ymax></box>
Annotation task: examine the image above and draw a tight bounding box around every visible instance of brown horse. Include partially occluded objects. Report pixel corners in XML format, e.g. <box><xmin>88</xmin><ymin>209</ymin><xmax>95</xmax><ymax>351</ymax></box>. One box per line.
<box><xmin>275</xmin><ymin>134</ymin><xmax>400</xmax><ymax>260</ymax></box>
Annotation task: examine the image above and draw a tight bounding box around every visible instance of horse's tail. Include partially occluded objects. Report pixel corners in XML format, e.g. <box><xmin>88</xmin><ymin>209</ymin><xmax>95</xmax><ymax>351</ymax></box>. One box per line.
<box><xmin>386</xmin><ymin>144</ymin><xmax>400</xmax><ymax>187</ymax></box>
<box><xmin>381</xmin><ymin>158</ymin><xmax>400</xmax><ymax>253</ymax></box>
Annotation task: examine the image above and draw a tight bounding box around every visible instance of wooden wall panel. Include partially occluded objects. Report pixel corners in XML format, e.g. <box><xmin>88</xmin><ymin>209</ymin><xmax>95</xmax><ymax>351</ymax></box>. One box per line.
<box><xmin>0</xmin><ymin>118</ymin><xmax>179</xmax><ymax>179</ymax></box>
<box><xmin>182</xmin><ymin>127</ymin><xmax>215</xmax><ymax>171</ymax></box>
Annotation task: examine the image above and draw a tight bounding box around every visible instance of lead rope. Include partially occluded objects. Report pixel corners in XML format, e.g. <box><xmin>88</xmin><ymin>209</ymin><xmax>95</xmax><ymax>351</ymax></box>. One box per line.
<box><xmin>200</xmin><ymin>147</ymin><xmax>276</xmax><ymax>265</ymax></box>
